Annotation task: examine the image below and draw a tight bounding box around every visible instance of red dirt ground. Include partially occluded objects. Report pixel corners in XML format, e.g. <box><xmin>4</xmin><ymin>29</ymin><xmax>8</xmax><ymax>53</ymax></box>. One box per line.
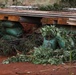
<box><xmin>0</xmin><ymin>56</ymin><xmax>76</xmax><ymax>75</ymax></box>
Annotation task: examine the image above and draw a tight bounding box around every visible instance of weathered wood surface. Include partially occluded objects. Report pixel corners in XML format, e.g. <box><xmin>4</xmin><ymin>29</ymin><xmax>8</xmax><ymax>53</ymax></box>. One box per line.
<box><xmin>0</xmin><ymin>8</ymin><xmax>76</xmax><ymax>18</ymax></box>
<box><xmin>0</xmin><ymin>8</ymin><xmax>76</xmax><ymax>25</ymax></box>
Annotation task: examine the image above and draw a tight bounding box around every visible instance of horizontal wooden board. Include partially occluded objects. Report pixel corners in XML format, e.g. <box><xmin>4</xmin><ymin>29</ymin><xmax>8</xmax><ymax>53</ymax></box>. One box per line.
<box><xmin>8</xmin><ymin>15</ymin><xmax>20</xmax><ymax>21</ymax></box>
<box><xmin>58</xmin><ymin>18</ymin><xmax>68</xmax><ymax>25</ymax></box>
<box><xmin>0</xmin><ymin>14</ymin><xmax>4</xmax><ymax>20</ymax></box>
<box><xmin>0</xmin><ymin>14</ymin><xmax>20</xmax><ymax>21</ymax></box>
<box><xmin>41</xmin><ymin>17</ymin><xmax>68</xmax><ymax>25</ymax></box>
<box><xmin>41</xmin><ymin>18</ymin><xmax>58</xmax><ymax>24</ymax></box>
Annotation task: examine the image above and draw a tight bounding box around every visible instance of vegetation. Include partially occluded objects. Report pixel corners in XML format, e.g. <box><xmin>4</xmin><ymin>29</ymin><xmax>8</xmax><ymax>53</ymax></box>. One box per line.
<box><xmin>0</xmin><ymin>33</ymin><xmax>43</xmax><ymax>56</ymax></box>
<box><xmin>12</xmin><ymin>0</ymin><xmax>23</xmax><ymax>6</ymax></box>
<box><xmin>2</xmin><ymin>26</ymin><xmax>76</xmax><ymax>65</ymax></box>
<box><xmin>0</xmin><ymin>0</ymin><xmax>76</xmax><ymax>10</ymax></box>
<box><xmin>61</xmin><ymin>0</ymin><xmax>76</xmax><ymax>7</ymax></box>
<box><xmin>39</xmin><ymin>0</ymin><xmax>76</xmax><ymax>11</ymax></box>
<box><xmin>2</xmin><ymin>53</ymin><xmax>30</xmax><ymax>64</ymax></box>
<box><xmin>0</xmin><ymin>39</ymin><xmax>16</xmax><ymax>56</ymax></box>
<box><xmin>2</xmin><ymin>46</ymin><xmax>76</xmax><ymax>65</ymax></box>
<box><xmin>16</xmin><ymin>34</ymin><xmax>43</xmax><ymax>54</ymax></box>
<box><xmin>38</xmin><ymin>3</ymin><xmax>64</xmax><ymax>11</ymax></box>
<box><xmin>32</xmin><ymin>47</ymin><xmax>76</xmax><ymax>64</ymax></box>
<box><xmin>41</xmin><ymin>25</ymin><xmax>74</xmax><ymax>49</ymax></box>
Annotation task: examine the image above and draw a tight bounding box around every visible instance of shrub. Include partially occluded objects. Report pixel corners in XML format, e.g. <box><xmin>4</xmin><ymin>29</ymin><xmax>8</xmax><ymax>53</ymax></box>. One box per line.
<box><xmin>3</xmin><ymin>46</ymin><xmax>76</xmax><ymax>65</ymax></box>
<box><xmin>17</xmin><ymin>33</ymin><xmax>43</xmax><ymax>54</ymax></box>
<box><xmin>0</xmin><ymin>39</ymin><xmax>16</xmax><ymax>56</ymax></box>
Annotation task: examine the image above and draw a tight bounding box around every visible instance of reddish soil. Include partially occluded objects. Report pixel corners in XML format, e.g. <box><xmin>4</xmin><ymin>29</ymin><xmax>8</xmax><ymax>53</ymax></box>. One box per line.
<box><xmin>0</xmin><ymin>56</ymin><xmax>76</xmax><ymax>75</ymax></box>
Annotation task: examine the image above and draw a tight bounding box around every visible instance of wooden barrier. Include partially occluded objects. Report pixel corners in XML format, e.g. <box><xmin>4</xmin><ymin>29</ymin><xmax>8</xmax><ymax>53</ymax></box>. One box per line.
<box><xmin>0</xmin><ymin>14</ymin><xmax>19</xmax><ymax>21</ymax></box>
<box><xmin>41</xmin><ymin>17</ymin><xmax>69</xmax><ymax>25</ymax></box>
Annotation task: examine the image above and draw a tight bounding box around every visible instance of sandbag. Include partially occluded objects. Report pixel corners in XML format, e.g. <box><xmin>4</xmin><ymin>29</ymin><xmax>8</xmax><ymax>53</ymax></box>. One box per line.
<box><xmin>2</xmin><ymin>35</ymin><xmax>17</xmax><ymax>40</ymax></box>
<box><xmin>0</xmin><ymin>32</ymin><xmax>3</xmax><ymax>37</ymax></box>
<box><xmin>56</xmin><ymin>36</ymin><xmax>65</xmax><ymax>48</ymax></box>
<box><xmin>14</xmin><ymin>22</ymin><xmax>23</xmax><ymax>28</ymax></box>
<box><xmin>1</xmin><ymin>21</ymin><xmax>15</xmax><ymax>27</ymax></box>
<box><xmin>6</xmin><ymin>28</ymin><xmax>23</xmax><ymax>37</ymax></box>
<box><xmin>43</xmin><ymin>37</ymin><xmax>57</xmax><ymax>50</ymax></box>
<box><xmin>0</xmin><ymin>28</ymin><xmax>6</xmax><ymax>37</ymax></box>
<box><xmin>0</xmin><ymin>27</ymin><xmax>6</xmax><ymax>33</ymax></box>
<box><xmin>1</xmin><ymin>21</ymin><xmax>23</xmax><ymax>28</ymax></box>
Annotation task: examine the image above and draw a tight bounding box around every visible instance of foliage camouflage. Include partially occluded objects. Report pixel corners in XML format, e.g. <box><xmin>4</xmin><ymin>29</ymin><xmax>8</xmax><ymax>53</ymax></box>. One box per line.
<box><xmin>2</xmin><ymin>26</ymin><xmax>76</xmax><ymax>65</ymax></box>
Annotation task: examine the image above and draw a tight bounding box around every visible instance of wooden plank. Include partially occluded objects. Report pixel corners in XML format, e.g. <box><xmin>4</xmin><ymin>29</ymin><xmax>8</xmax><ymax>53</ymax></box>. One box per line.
<box><xmin>58</xmin><ymin>18</ymin><xmax>68</xmax><ymax>25</ymax></box>
<box><xmin>41</xmin><ymin>17</ymin><xmax>70</xmax><ymax>25</ymax></box>
<box><xmin>0</xmin><ymin>14</ymin><xmax>20</xmax><ymax>21</ymax></box>
<box><xmin>8</xmin><ymin>15</ymin><xmax>20</xmax><ymax>21</ymax></box>
<box><xmin>0</xmin><ymin>9</ymin><xmax>76</xmax><ymax>18</ymax></box>
<box><xmin>0</xmin><ymin>14</ymin><xmax>4</xmax><ymax>20</ymax></box>
<box><xmin>41</xmin><ymin>18</ymin><xmax>49</xmax><ymax>24</ymax></box>
<box><xmin>47</xmin><ymin>18</ymin><xmax>58</xmax><ymax>24</ymax></box>
<box><xmin>67</xmin><ymin>20</ymin><xmax>76</xmax><ymax>26</ymax></box>
<box><xmin>0</xmin><ymin>9</ymin><xmax>76</xmax><ymax>26</ymax></box>
<box><xmin>41</xmin><ymin>17</ymin><xmax>76</xmax><ymax>25</ymax></box>
<box><xmin>41</xmin><ymin>18</ymin><xmax>58</xmax><ymax>24</ymax></box>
